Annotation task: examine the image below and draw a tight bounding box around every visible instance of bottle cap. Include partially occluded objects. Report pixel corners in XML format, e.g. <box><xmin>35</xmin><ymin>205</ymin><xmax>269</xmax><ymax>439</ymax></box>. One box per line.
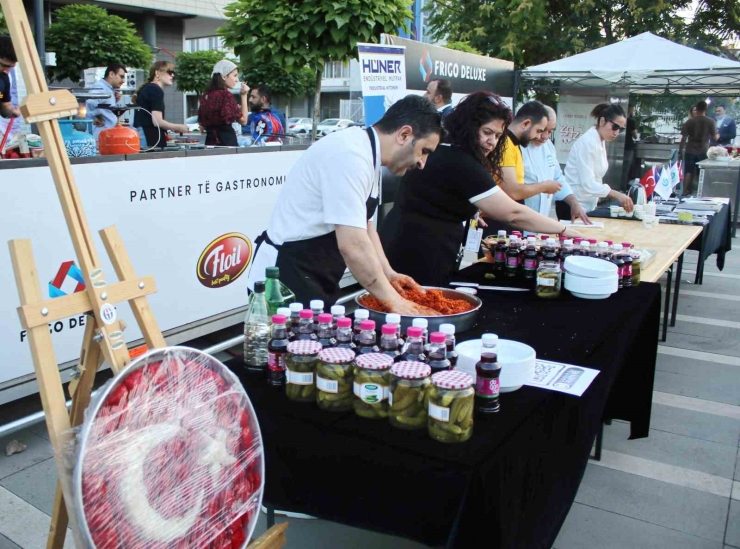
<box><xmin>355</xmin><ymin>309</ymin><xmax>370</xmax><ymax>320</ymax></box>
<box><xmin>527</xmin><ymin>237</ymin><xmax>537</xmax><ymax>243</ymax></box>
<box><xmin>253</xmin><ymin>281</ymin><xmax>265</xmax><ymax>293</ymax></box>
<box><xmin>318</xmin><ymin>313</ymin><xmax>333</xmax><ymax>324</ymax></box>
<box><xmin>391</xmin><ymin>361</ymin><xmax>431</xmax><ymax>379</ymax></box>
<box><xmin>573</xmin><ymin>237</ymin><xmax>583</xmax><ymax>244</ymax></box>
<box><xmin>509</xmin><ymin>236</ymin><xmax>518</xmax><ymax>244</ymax></box>
<box><xmin>439</xmin><ymin>323</ymin><xmax>455</xmax><ymax>335</ymax></box>
<box><xmin>287</xmin><ymin>340</ymin><xmax>323</xmax><ymax>356</ymax></box>
<box><xmin>276</xmin><ymin>308</ymin><xmax>291</xmax><ymax>317</ymax></box>
<box><xmin>482</xmin><ymin>333</ymin><xmax>499</xmax><ymax>345</ymax></box>
<box><xmin>299</xmin><ymin>309</ymin><xmax>313</xmax><ymax>319</ymax></box>
<box><xmin>512</xmin><ymin>231</ymin><xmax>522</xmax><ymax>237</ymax></box>
<box><xmin>354</xmin><ymin>353</ymin><xmax>393</xmax><ymax>370</ymax></box>
<box><xmin>331</xmin><ymin>305</ymin><xmax>345</xmax><ymax>316</ymax></box>
<box><xmin>497</xmin><ymin>230</ymin><xmax>507</xmax><ymax>237</ymax></box>
<box><xmin>265</xmin><ymin>267</ymin><xmax>280</xmax><ymax>279</ymax></box>
<box><xmin>289</xmin><ymin>302</ymin><xmax>303</xmax><ymax>313</ymax></box>
<box><xmin>598</xmin><ymin>242</ymin><xmax>608</xmax><ymax>248</ymax></box>
<box><xmin>580</xmin><ymin>241</ymin><xmax>590</xmax><ymax>247</ymax></box>
<box><xmin>613</xmin><ymin>243</ymin><xmax>624</xmax><ymax>250</ymax></box>
<box><xmin>318</xmin><ymin>348</ymin><xmax>355</xmax><ymax>364</ymax></box>
<box><xmin>622</xmin><ymin>242</ymin><xmax>632</xmax><ymax>248</ymax></box>
<box><xmin>360</xmin><ymin>320</ymin><xmax>376</xmax><ymax>331</ymax></box>
<box><xmin>386</xmin><ymin>313</ymin><xmax>401</xmax><ymax>324</ymax></box>
<box><xmin>559</xmin><ymin>235</ymin><xmax>567</xmax><ymax>242</ymax></box>
<box><xmin>271</xmin><ymin>314</ymin><xmax>287</xmax><ymax>324</ymax></box>
<box><xmin>547</xmin><ymin>238</ymin><xmax>556</xmax><ymax>244</ymax></box>
<box><xmin>310</xmin><ymin>300</ymin><xmax>324</xmax><ymax>311</ymax></box>
<box><xmin>432</xmin><ymin>370</ymin><xmax>473</xmax><ymax>390</ymax></box>
<box><xmin>337</xmin><ymin>317</ymin><xmax>352</xmax><ymax>328</ymax></box>
<box><xmin>407</xmin><ymin>326</ymin><xmax>423</xmax><ymax>338</ymax></box>
<box><xmin>564</xmin><ymin>239</ymin><xmax>573</xmax><ymax>245</ymax></box>
<box><xmin>382</xmin><ymin>324</ymin><xmax>397</xmax><ymax>335</ymax></box>
<box><xmin>605</xmin><ymin>240</ymin><xmax>613</xmax><ymax>246</ymax></box>
<box><xmin>540</xmin><ymin>235</ymin><xmax>549</xmax><ymax>240</ymax></box>
<box><xmin>429</xmin><ymin>332</ymin><xmax>446</xmax><ymax>344</ymax></box>
<box><xmin>588</xmin><ymin>239</ymin><xmax>597</xmax><ymax>245</ymax></box>
<box><xmin>412</xmin><ymin>318</ymin><xmax>428</xmax><ymax>329</ymax></box>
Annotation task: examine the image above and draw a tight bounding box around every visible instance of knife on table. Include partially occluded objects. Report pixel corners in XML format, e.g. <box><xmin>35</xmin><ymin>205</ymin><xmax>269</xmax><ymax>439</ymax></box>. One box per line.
<box><xmin>450</xmin><ymin>282</ymin><xmax>530</xmax><ymax>292</ymax></box>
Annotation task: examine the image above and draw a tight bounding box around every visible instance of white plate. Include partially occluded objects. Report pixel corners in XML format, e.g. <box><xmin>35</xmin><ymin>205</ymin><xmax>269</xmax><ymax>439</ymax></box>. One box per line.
<box><xmin>569</xmin><ymin>291</ymin><xmax>612</xmax><ymax>300</ymax></box>
<box><xmin>564</xmin><ymin>256</ymin><xmax>618</xmax><ymax>279</ymax></box>
<box><xmin>455</xmin><ymin>339</ymin><xmax>536</xmax><ymax>392</ymax></box>
<box><xmin>564</xmin><ymin>273</ymin><xmax>619</xmax><ymax>294</ymax></box>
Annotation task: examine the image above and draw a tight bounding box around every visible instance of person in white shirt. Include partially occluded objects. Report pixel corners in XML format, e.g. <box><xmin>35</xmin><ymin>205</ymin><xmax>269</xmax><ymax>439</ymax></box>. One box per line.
<box><xmin>564</xmin><ymin>103</ymin><xmax>634</xmax><ymax>214</ymax></box>
<box><xmin>423</xmin><ymin>78</ymin><xmax>453</xmax><ymax>120</ymax></box>
<box><xmin>86</xmin><ymin>64</ymin><xmax>127</xmax><ymax>141</ymax></box>
<box><xmin>248</xmin><ymin>95</ymin><xmax>443</xmax><ymax>314</ymax></box>
<box><xmin>522</xmin><ymin>105</ymin><xmax>591</xmax><ymax>224</ymax></box>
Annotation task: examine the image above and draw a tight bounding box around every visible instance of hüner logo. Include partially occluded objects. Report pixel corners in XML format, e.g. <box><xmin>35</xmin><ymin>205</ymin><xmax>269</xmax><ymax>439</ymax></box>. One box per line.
<box><xmin>362</xmin><ymin>59</ymin><xmax>402</xmax><ymax>74</ymax></box>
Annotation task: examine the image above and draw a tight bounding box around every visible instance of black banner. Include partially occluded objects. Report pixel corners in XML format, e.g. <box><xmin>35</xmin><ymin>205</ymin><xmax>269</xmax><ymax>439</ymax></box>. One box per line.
<box><xmin>383</xmin><ymin>35</ymin><xmax>515</xmax><ymax>97</ymax></box>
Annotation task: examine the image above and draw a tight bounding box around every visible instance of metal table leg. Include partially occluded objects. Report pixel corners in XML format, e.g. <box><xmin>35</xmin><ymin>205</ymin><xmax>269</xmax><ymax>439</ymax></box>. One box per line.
<box><xmin>694</xmin><ymin>230</ymin><xmax>706</xmax><ymax>285</ymax></box>
<box><xmin>662</xmin><ymin>266</ymin><xmax>673</xmax><ymax>342</ymax></box>
<box><xmin>733</xmin><ymin>163</ymin><xmax>740</xmax><ymax>238</ymax></box>
<box><xmin>591</xmin><ymin>422</ymin><xmax>604</xmax><ymax>462</ymax></box>
<box><xmin>671</xmin><ymin>253</ymin><xmax>684</xmax><ymax>327</ymax></box>
<box><xmin>267</xmin><ymin>505</ymin><xmax>276</xmax><ymax>528</ymax></box>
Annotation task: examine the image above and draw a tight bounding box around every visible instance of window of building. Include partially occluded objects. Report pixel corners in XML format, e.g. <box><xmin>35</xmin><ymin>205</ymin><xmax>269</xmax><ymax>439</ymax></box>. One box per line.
<box><xmin>185</xmin><ymin>36</ymin><xmax>226</xmax><ymax>53</ymax></box>
<box><xmin>323</xmin><ymin>61</ymin><xmax>349</xmax><ymax>79</ymax></box>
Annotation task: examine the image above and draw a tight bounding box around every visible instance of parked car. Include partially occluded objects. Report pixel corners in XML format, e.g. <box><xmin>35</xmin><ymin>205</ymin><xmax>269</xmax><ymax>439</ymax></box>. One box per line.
<box><xmin>286</xmin><ymin>117</ymin><xmax>313</xmax><ymax>134</ymax></box>
<box><xmin>317</xmin><ymin>118</ymin><xmax>353</xmax><ymax>136</ymax></box>
<box><xmin>349</xmin><ymin>117</ymin><xmax>366</xmax><ymax>128</ymax></box>
<box><xmin>185</xmin><ymin>115</ymin><xmax>200</xmax><ymax>133</ymax></box>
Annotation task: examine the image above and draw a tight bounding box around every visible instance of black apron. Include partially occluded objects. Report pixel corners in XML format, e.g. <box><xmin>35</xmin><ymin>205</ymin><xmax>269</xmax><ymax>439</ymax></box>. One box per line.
<box><xmin>254</xmin><ymin>128</ymin><xmax>380</xmax><ymax>305</ymax></box>
<box><xmin>205</xmin><ymin>125</ymin><xmax>238</xmax><ymax>147</ymax></box>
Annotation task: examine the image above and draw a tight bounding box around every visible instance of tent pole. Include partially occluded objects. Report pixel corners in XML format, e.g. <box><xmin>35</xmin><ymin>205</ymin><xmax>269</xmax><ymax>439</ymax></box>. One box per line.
<box><xmin>512</xmin><ymin>70</ymin><xmax>520</xmax><ymax>111</ymax></box>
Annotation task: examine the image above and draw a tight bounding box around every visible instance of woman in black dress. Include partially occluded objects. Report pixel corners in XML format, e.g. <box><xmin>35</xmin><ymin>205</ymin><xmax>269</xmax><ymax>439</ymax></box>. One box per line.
<box><xmin>198</xmin><ymin>59</ymin><xmax>248</xmax><ymax>146</ymax></box>
<box><xmin>379</xmin><ymin>91</ymin><xmax>582</xmax><ymax>287</ymax></box>
<box><xmin>133</xmin><ymin>61</ymin><xmax>189</xmax><ymax>149</ymax></box>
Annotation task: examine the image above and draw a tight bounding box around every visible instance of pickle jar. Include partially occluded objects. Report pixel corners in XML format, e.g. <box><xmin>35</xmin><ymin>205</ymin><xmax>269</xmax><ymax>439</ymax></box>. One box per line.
<box><xmin>428</xmin><ymin>370</ymin><xmax>474</xmax><ymax>443</ymax></box>
<box><xmin>536</xmin><ymin>261</ymin><xmax>562</xmax><ymax>299</ymax></box>
<box><xmin>285</xmin><ymin>340</ymin><xmax>323</xmax><ymax>403</ymax></box>
<box><xmin>316</xmin><ymin>348</ymin><xmax>356</xmax><ymax>412</ymax></box>
<box><xmin>353</xmin><ymin>353</ymin><xmax>394</xmax><ymax>419</ymax></box>
<box><xmin>631</xmin><ymin>251</ymin><xmax>642</xmax><ymax>286</ymax></box>
<box><xmin>388</xmin><ymin>361</ymin><xmax>432</xmax><ymax>430</ymax></box>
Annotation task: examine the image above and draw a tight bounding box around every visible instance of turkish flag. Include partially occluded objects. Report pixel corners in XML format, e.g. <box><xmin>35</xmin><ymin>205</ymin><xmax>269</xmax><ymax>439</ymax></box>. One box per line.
<box><xmin>639</xmin><ymin>166</ymin><xmax>657</xmax><ymax>199</ymax></box>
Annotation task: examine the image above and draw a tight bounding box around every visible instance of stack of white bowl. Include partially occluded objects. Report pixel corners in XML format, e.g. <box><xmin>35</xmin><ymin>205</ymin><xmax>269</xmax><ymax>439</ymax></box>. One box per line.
<box><xmin>455</xmin><ymin>339</ymin><xmax>536</xmax><ymax>393</ymax></box>
<box><xmin>563</xmin><ymin>256</ymin><xmax>619</xmax><ymax>300</ymax></box>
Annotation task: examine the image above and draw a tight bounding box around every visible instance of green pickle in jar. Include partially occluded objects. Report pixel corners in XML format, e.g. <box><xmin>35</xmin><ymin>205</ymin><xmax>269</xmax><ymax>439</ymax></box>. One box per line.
<box><xmin>388</xmin><ymin>361</ymin><xmax>432</xmax><ymax>430</ymax></box>
<box><xmin>285</xmin><ymin>340</ymin><xmax>322</xmax><ymax>403</ymax></box>
<box><xmin>631</xmin><ymin>252</ymin><xmax>642</xmax><ymax>286</ymax></box>
<box><xmin>536</xmin><ymin>261</ymin><xmax>562</xmax><ymax>299</ymax></box>
<box><xmin>316</xmin><ymin>348</ymin><xmax>355</xmax><ymax>412</ymax></box>
<box><xmin>428</xmin><ymin>370</ymin><xmax>474</xmax><ymax>443</ymax></box>
<box><xmin>353</xmin><ymin>353</ymin><xmax>394</xmax><ymax>419</ymax></box>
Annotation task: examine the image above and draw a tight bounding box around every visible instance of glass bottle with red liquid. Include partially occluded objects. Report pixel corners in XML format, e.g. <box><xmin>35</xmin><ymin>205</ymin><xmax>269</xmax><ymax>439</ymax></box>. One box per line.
<box><xmin>397</xmin><ymin>326</ymin><xmax>427</xmax><ymax>363</ymax></box>
<box><xmin>620</xmin><ymin>242</ymin><xmax>634</xmax><ymax>288</ymax></box>
<box><xmin>296</xmin><ymin>309</ymin><xmax>318</xmax><ymax>341</ymax></box>
<box><xmin>353</xmin><ymin>309</ymin><xmax>370</xmax><ymax>345</ymax></box>
<box><xmin>493</xmin><ymin>230</ymin><xmax>507</xmax><ymax>272</ymax></box>
<box><xmin>439</xmin><ymin>323</ymin><xmax>458</xmax><ymax>368</ymax></box>
<box><xmin>267</xmin><ymin>314</ymin><xmax>290</xmax><ymax>386</ymax></box>
<box><xmin>505</xmin><ymin>236</ymin><xmax>521</xmax><ymax>278</ymax></box>
<box><xmin>288</xmin><ymin>302</ymin><xmax>303</xmax><ymax>339</ymax></box>
<box><xmin>611</xmin><ymin>243</ymin><xmax>625</xmax><ymax>290</ymax></box>
<box><xmin>356</xmin><ymin>320</ymin><xmax>380</xmax><ymax>354</ymax></box>
<box><xmin>386</xmin><ymin>313</ymin><xmax>404</xmax><ymax>347</ymax></box>
<box><xmin>334</xmin><ymin>317</ymin><xmax>356</xmax><ymax>352</ymax></box>
<box><xmin>475</xmin><ymin>333</ymin><xmax>501</xmax><ymax>414</ymax></box>
<box><xmin>316</xmin><ymin>313</ymin><xmax>336</xmax><ymax>348</ymax></box>
<box><xmin>427</xmin><ymin>332</ymin><xmax>451</xmax><ymax>375</ymax></box>
<box><xmin>522</xmin><ymin>237</ymin><xmax>538</xmax><ymax>283</ymax></box>
<box><xmin>380</xmin><ymin>323</ymin><xmax>401</xmax><ymax>359</ymax></box>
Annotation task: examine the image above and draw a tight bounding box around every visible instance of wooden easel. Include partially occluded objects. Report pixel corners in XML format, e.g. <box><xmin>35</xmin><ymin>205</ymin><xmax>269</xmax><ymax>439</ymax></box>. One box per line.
<box><xmin>1</xmin><ymin>1</ymin><xmax>287</xmax><ymax>548</ymax></box>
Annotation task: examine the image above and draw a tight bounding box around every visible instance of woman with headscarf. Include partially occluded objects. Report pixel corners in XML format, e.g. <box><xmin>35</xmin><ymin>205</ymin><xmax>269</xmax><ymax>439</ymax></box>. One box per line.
<box><xmin>197</xmin><ymin>59</ymin><xmax>249</xmax><ymax>146</ymax></box>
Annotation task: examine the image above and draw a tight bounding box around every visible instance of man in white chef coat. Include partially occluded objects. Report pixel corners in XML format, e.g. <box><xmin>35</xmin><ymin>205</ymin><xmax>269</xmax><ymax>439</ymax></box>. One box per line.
<box><xmin>521</xmin><ymin>105</ymin><xmax>591</xmax><ymax>224</ymax></box>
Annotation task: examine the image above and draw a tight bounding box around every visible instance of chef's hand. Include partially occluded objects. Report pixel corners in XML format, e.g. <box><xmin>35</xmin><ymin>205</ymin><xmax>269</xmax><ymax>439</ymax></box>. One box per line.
<box><xmin>388</xmin><ymin>272</ymin><xmax>425</xmax><ymax>295</ymax></box>
<box><xmin>541</xmin><ymin>180</ymin><xmax>562</xmax><ymax>195</ymax></box>
<box><xmin>177</xmin><ymin>123</ymin><xmax>190</xmax><ymax>134</ymax></box>
<box><xmin>476</xmin><ymin>210</ymin><xmax>488</xmax><ymax>228</ymax></box>
<box><xmin>570</xmin><ymin>202</ymin><xmax>592</xmax><ymax>225</ymax></box>
<box><xmin>240</xmin><ymin>83</ymin><xmax>249</xmax><ymax>96</ymax></box>
<box><xmin>9</xmin><ymin>106</ymin><xmax>21</xmax><ymax>118</ymax></box>
<box><xmin>563</xmin><ymin>227</ymin><xmax>582</xmax><ymax>239</ymax></box>
<box><xmin>92</xmin><ymin>115</ymin><xmax>105</xmax><ymax>127</ymax></box>
<box><xmin>618</xmin><ymin>193</ymin><xmax>635</xmax><ymax>213</ymax></box>
<box><xmin>114</xmin><ymin>91</ymin><xmax>122</xmax><ymax>103</ymax></box>
<box><xmin>392</xmin><ymin>298</ymin><xmax>440</xmax><ymax>317</ymax></box>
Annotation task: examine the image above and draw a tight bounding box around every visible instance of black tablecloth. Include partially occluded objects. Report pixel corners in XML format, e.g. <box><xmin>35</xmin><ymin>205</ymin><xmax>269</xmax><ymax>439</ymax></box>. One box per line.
<box><xmin>226</xmin><ymin>265</ymin><xmax>660</xmax><ymax>549</ymax></box>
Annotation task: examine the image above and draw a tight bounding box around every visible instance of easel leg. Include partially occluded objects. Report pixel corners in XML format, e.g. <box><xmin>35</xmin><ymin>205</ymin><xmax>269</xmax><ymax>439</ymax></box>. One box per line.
<box><xmin>47</xmin><ymin>318</ymin><xmax>106</xmax><ymax>549</ymax></box>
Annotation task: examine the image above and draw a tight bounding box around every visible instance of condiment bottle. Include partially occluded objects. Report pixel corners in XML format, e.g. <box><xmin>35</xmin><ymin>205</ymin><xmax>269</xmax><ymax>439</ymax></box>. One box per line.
<box><xmin>244</xmin><ymin>281</ymin><xmax>270</xmax><ymax>375</ymax></box>
<box><xmin>398</xmin><ymin>326</ymin><xmax>427</xmax><ymax>363</ymax></box>
<box><xmin>310</xmin><ymin>300</ymin><xmax>325</xmax><ymax>331</ymax></box>
<box><xmin>386</xmin><ymin>313</ymin><xmax>404</xmax><ymax>346</ymax></box>
<box><xmin>475</xmin><ymin>333</ymin><xmax>501</xmax><ymax>414</ymax></box>
<box><xmin>427</xmin><ymin>332</ymin><xmax>451</xmax><ymax>375</ymax></box>
<box><xmin>631</xmin><ymin>250</ymin><xmax>642</xmax><ymax>286</ymax></box>
<box><xmin>297</xmin><ymin>309</ymin><xmax>318</xmax><ymax>341</ymax></box>
<box><xmin>335</xmin><ymin>317</ymin><xmax>356</xmax><ymax>351</ymax></box>
<box><xmin>330</xmin><ymin>305</ymin><xmax>345</xmax><ymax>333</ymax></box>
<box><xmin>412</xmin><ymin>318</ymin><xmax>429</xmax><ymax>346</ymax></box>
<box><xmin>277</xmin><ymin>306</ymin><xmax>292</xmax><ymax>340</ymax></box>
<box><xmin>573</xmin><ymin>236</ymin><xmax>584</xmax><ymax>249</ymax></box>
<box><xmin>560</xmin><ymin>239</ymin><xmax>573</xmax><ymax>267</ymax></box>
<box><xmin>588</xmin><ymin>238</ymin><xmax>598</xmax><ymax>248</ymax></box>
<box><xmin>611</xmin><ymin>244</ymin><xmax>625</xmax><ymax>290</ymax></box>
<box><xmin>316</xmin><ymin>313</ymin><xmax>336</xmax><ymax>348</ymax></box>
<box><xmin>544</xmin><ymin>238</ymin><xmax>559</xmax><ymax>262</ymax></box>
<box><xmin>356</xmin><ymin>320</ymin><xmax>380</xmax><ymax>354</ymax></box>
<box><xmin>380</xmin><ymin>323</ymin><xmax>401</xmax><ymax>359</ymax></box>
<box><xmin>267</xmin><ymin>314</ymin><xmax>290</xmax><ymax>386</ymax></box>
<box><xmin>265</xmin><ymin>267</ymin><xmax>295</xmax><ymax>316</ymax></box>
<box><xmin>494</xmin><ymin>230</ymin><xmax>508</xmax><ymax>272</ymax></box>
<box><xmin>523</xmin><ymin>237</ymin><xmax>538</xmax><ymax>282</ymax></box>
<box><xmin>511</xmin><ymin>231</ymin><xmax>523</xmax><ymax>240</ymax></box>
<box><xmin>505</xmin><ymin>236</ymin><xmax>520</xmax><ymax>278</ymax></box>
<box><xmin>289</xmin><ymin>302</ymin><xmax>303</xmax><ymax>335</ymax></box>
<box><xmin>604</xmin><ymin>240</ymin><xmax>614</xmax><ymax>258</ymax></box>
<box><xmin>597</xmin><ymin>241</ymin><xmax>609</xmax><ymax>261</ymax></box>
<box><xmin>439</xmin><ymin>323</ymin><xmax>458</xmax><ymax>368</ymax></box>
<box><xmin>621</xmin><ymin>242</ymin><xmax>634</xmax><ymax>288</ymax></box>
<box><xmin>579</xmin><ymin>240</ymin><xmax>591</xmax><ymax>257</ymax></box>
<box><xmin>353</xmin><ymin>309</ymin><xmax>370</xmax><ymax>345</ymax></box>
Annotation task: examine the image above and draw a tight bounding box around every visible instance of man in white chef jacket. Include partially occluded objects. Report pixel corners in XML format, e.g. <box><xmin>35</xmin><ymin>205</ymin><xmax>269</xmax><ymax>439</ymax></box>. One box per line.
<box><xmin>521</xmin><ymin>106</ymin><xmax>591</xmax><ymax>225</ymax></box>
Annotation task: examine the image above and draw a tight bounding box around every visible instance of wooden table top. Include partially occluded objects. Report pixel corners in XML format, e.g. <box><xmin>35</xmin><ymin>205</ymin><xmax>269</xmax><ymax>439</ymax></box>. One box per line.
<box><xmin>575</xmin><ymin>219</ymin><xmax>702</xmax><ymax>283</ymax></box>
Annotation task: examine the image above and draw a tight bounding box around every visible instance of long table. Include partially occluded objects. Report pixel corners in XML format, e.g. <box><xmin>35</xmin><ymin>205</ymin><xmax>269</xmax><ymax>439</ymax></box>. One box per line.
<box><xmin>227</xmin><ymin>265</ymin><xmax>661</xmax><ymax>549</ymax></box>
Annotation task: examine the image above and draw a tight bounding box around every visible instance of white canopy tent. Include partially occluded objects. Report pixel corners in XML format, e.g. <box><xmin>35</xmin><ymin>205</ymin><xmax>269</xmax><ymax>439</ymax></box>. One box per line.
<box><xmin>520</xmin><ymin>32</ymin><xmax>740</xmax><ymax>96</ymax></box>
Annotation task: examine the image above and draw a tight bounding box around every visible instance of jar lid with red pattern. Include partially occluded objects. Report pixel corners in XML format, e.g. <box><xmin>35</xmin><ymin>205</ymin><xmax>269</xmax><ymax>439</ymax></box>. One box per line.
<box><xmin>318</xmin><ymin>348</ymin><xmax>355</xmax><ymax>364</ymax></box>
<box><xmin>287</xmin><ymin>341</ymin><xmax>323</xmax><ymax>356</ymax></box>
<box><xmin>354</xmin><ymin>353</ymin><xmax>394</xmax><ymax>370</ymax></box>
<box><xmin>432</xmin><ymin>370</ymin><xmax>473</xmax><ymax>389</ymax></box>
<box><xmin>391</xmin><ymin>361</ymin><xmax>431</xmax><ymax>379</ymax></box>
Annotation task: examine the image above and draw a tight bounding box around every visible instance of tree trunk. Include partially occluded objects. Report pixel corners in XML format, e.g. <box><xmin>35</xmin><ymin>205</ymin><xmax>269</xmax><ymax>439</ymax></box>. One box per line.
<box><xmin>312</xmin><ymin>68</ymin><xmax>322</xmax><ymax>141</ymax></box>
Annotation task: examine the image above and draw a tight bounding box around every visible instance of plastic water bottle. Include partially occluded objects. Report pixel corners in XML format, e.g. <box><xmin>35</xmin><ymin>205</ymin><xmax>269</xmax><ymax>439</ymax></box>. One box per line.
<box><xmin>244</xmin><ymin>281</ymin><xmax>270</xmax><ymax>375</ymax></box>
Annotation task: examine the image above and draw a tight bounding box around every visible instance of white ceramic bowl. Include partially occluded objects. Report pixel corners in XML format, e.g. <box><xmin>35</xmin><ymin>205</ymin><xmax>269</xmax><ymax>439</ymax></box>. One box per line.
<box><xmin>455</xmin><ymin>339</ymin><xmax>536</xmax><ymax>392</ymax></box>
<box><xmin>564</xmin><ymin>272</ymin><xmax>619</xmax><ymax>295</ymax></box>
<box><xmin>564</xmin><ymin>256</ymin><xmax>618</xmax><ymax>279</ymax></box>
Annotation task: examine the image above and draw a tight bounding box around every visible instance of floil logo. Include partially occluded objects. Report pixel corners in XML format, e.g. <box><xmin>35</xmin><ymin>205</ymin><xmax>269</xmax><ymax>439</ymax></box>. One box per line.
<box><xmin>420</xmin><ymin>51</ymin><xmax>433</xmax><ymax>83</ymax></box>
<box><xmin>197</xmin><ymin>233</ymin><xmax>252</xmax><ymax>289</ymax></box>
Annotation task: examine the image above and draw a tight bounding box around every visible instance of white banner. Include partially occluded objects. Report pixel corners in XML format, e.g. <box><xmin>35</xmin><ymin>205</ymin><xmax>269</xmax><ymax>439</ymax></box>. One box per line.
<box><xmin>555</xmin><ymin>100</ymin><xmax>597</xmax><ymax>165</ymax></box>
<box><xmin>0</xmin><ymin>151</ymin><xmax>302</xmax><ymax>386</ymax></box>
<box><xmin>357</xmin><ymin>43</ymin><xmax>407</xmax><ymax>126</ymax></box>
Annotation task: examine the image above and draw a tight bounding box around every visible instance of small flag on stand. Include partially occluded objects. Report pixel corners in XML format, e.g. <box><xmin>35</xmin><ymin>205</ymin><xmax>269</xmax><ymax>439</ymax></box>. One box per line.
<box><xmin>639</xmin><ymin>166</ymin><xmax>657</xmax><ymax>199</ymax></box>
<box><xmin>669</xmin><ymin>162</ymin><xmax>681</xmax><ymax>191</ymax></box>
<box><xmin>654</xmin><ymin>165</ymin><xmax>673</xmax><ymax>200</ymax></box>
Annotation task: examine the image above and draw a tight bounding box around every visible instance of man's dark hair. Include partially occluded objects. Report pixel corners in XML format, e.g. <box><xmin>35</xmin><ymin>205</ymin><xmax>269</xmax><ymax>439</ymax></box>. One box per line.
<box><xmin>432</xmin><ymin>78</ymin><xmax>452</xmax><ymax>104</ymax></box>
<box><xmin>373</xmin><ymin>94</ymin><xmax>443</xmax><ymax>139</ymax></box>
<box><xmin>0</xmin><ymin>36</ymin><xmax>17</xmax><ymax>63</ymax></box>
<box><xmin>696</xmin><ymin>101</ymin><xmax>708</xmax><ymax>113</ymax></box>
<box><xmin>513</xmin><ymin>100</ymin><xmax>549</xmax><ymax>125</ymax></box>
<box><xmin>105</xmin><ymin>63</ymin><xmax>127</xmax><ymax>79</ymax></box>
<box><xmin>255</xmin><ymin>84</ymin><xmax>273</xmax><ymax>105</ymax></box>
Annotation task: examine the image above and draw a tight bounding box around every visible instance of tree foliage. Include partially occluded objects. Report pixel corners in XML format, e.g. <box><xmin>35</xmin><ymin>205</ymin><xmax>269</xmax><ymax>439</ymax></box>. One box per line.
<box><xmin>219</xmin><ymin>0</ymin><xmax>413</xmax><ymax>135</ymax></box>
<box><xmin>690</xmin><ymin>0</ymin><xmax>740</xmax><ymax>44</ymax></box>
<box><xmin>45</xmin><ymin>5</ymin><xmax>152</xmax><ymax>83</ymax></box>
<box><xmin>175</xmin><ymin>50</ymin><xmax>226</xmax><ymax>95</ymax></box>
<box><xmin>240</xmin><ymin>61</ymin><xmax>316</xmax><ymax>99</ymax></box>
<box><xmin>0</xmin><ymin>8</ymin><xmax>7</xmax><ymax>35</ymax></box>
<box><xmin>443</xmin><ymin>41</ymin><xmax>482</xmax><ymax>55</ymax></box>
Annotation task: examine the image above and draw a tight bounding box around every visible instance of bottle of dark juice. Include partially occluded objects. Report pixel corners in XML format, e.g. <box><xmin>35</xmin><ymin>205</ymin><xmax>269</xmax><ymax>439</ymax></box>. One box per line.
<box><xmin>267</xmin><ymin>314</ymin><xmax>290</xmax><ymax>386</ymax></box>
<box><xmin>493</xmin><ymin>230</ymin><xmax>507</xmax><ymax>272</ymax></box>
<box><xmin>475</xmin><ymin>333</ymin><xmax>501</xmax><ymax>414</ymax></box>
<box><xmin>427</xmin><ymin>332</ymin><xmax>451</xmax><ymax>375</ymax></box>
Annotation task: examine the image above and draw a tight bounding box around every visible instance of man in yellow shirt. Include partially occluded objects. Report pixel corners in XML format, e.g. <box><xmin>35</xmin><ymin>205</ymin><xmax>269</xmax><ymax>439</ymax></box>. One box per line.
<box><xmin>497</xmin><ymin>101</ymin><xmax>561</xmax><ymax>200</ymax></box>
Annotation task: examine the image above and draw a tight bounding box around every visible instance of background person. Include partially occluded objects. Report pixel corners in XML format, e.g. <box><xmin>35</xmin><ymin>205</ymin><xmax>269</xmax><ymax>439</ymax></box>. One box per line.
<box><xmin>679</xmin><ymin>100</ymin><xmax>719</xmax><ymax>195</ymax></box>
<box><xmin>0</xmin><ymin>36</ymin><xmax>21</xmax><ymax>120</ymax></box>
<box><xmin>714</xmin><ymin>104</ymin><xmax>736</xmax><ymax>146</ymax></box>
<box><xmin>423</xmin><ymin>78</ymin><xmax>453</xmax><ymax>120</ymax></box>
<box><xmin>379</xmin><ymin>92</ymin><xmax>581</xmax><ymax>288</ymax></box>
<box><xmin>132</xmin><ymin>61</ymin><xmax>189</xmax><ymax>149</ymax></box>
<box><xmin>243</xmin><ymin>84</ymin><xmax>285</xmax><ymax>134</ymax></box>
<box><xmin>86</xmin><ymin>63</ymin><xmax>127</xmax><ymax>141</ymax></box>
<box><xmin>623</xmin><ymin>105</ymin><xmax>638</xmax><ymax>190</ymax></box>
<box><xmin>522</xmin><ymin>105</ymin><xmax>591</xmax><ymax>224</ymax></box>
<box><xmin>564</xmin><ymin>103</ymin><xmax>634</xmax><ymax>214</ymax></box>
<box><xmin>198</xmin><ymin>60</ymin><xmax>248</xmax><ymax>146</ymax></box>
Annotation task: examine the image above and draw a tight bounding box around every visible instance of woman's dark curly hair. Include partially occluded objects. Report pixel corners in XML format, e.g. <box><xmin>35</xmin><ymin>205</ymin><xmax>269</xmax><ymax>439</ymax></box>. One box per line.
<box><xmin>443</xmin><ymin>91</ymin><xmax>513</xmax><ymax>179</ymax></box>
